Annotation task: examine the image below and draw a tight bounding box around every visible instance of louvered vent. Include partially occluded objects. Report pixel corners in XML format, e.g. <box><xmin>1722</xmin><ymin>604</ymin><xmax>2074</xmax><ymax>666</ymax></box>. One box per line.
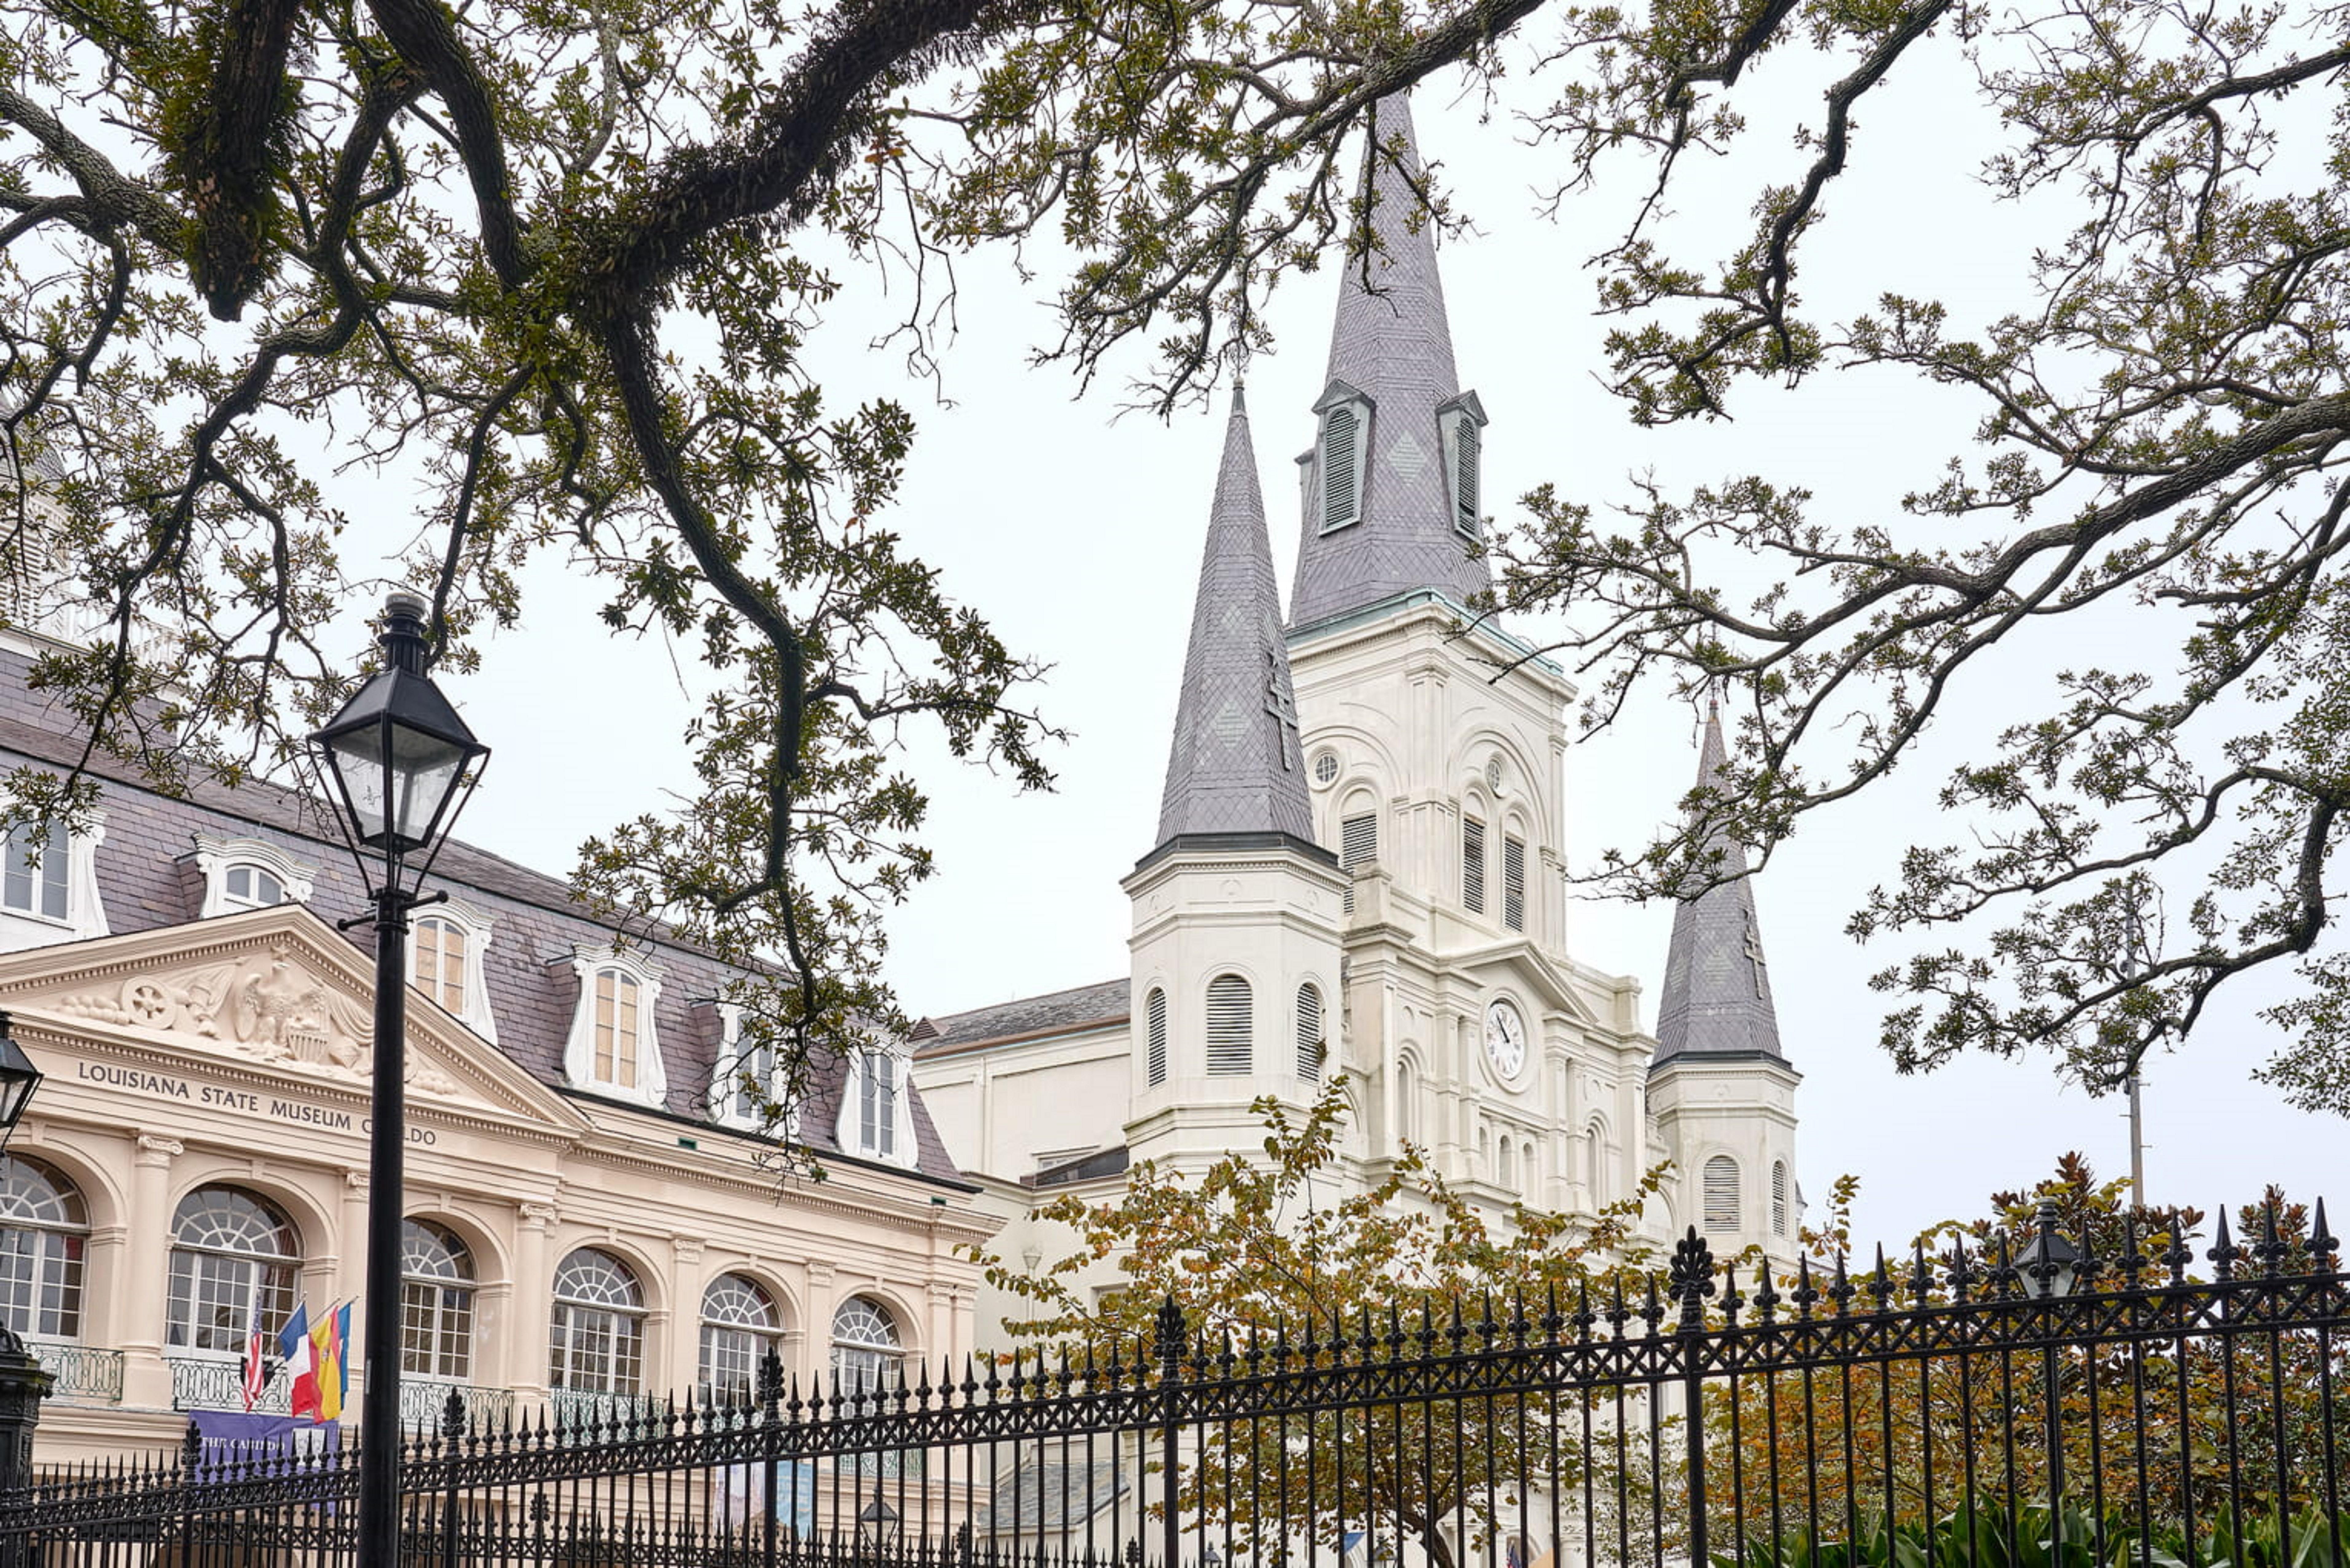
<box><xmin>1322</xmin><ymin>407</ymin><xmax>1359</xmax><ymax>530</ymax></box>
<box><xmin>1454</xmin><ymin>419</ymin><xmax>1481</xmax><ymax>538</ymax></box>
<box><xmin>1296</xmin><ymin>984</ymin><xmax>1323</xmax><ymax>1081</ymax></box>
<box><xmin>1206</xmin><ymin>975</ymin><xmax>1252</xmax><ymax>1076</ymax></box>
<box><xmin>1146</xmin><ymin>987</ymin><xmax>1168</xmax><ymax>1087</ymax></box>
<box><xmin>1704</xmin><ymin>1156</ymin><xmax>1741</xmax><ymax>1232</ymax></box>
<box><xmin>1503</xmin><ymin>835</ymin><xmax>1526</xmax><ymax>931</ymax></box>
<box><xmin>1772</xmin><ymin>1161</ymin><xmax>1789</xmax><ymax>1236</ymax></box>
<box><xmin>1462</xmin><ymin>817</ymin><xmax>1486</xmax><ymax>914</ymax></box>
<box><xmin>1340</xmin><ymin>813</ymin><xmax>1377</xmax><ymax>914</ymax></box>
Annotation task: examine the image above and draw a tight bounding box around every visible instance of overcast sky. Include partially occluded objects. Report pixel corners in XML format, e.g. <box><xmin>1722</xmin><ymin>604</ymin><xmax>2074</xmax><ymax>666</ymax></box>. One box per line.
<box><xmin>424</xmin><ymin>52</ymin><xmax>2340</xmax><ymax>1250</ymax></box>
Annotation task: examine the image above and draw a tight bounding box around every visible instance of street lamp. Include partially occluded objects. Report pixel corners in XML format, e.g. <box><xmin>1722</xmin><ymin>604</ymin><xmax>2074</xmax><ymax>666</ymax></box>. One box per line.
<box><xmin>858</xmin><ymin>1484</ymin><xmax>901</xmax><ymax>1564</ymax></box>
<box><xmin>2014</xmin><ymin>1198</ymin><xmax>2082</xmax><ymax>1541</ymax></box>
<box><xmin>0</xmin><ymin>1012</ymin><xmax>42</xmax><ymax>1150</ymax></box>
<box><xmin>309</xmin><ymin>592</ymin><xmax>486</xmax><ymax>1568</ymax></box>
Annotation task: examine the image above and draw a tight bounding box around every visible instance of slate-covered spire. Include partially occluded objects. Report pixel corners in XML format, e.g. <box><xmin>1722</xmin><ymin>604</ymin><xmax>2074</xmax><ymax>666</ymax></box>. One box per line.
<box><xmin>1289</xmin><ymin>92</ymin><xmax>1490</xmax><ymax>629</ymax></box>
<box><xmin>1653</xmin><ymin>705</ymin><xmax>1789</xmax><ymax>1066</ymax></box>
<box><xmin>1151</xmin><ymin>386</ymin><xmax>1319</xmax><ymax>853</ymax></box>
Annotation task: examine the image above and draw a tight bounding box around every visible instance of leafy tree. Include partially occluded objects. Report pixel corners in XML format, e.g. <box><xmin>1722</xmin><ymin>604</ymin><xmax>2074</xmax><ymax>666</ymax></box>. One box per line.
<box><xmin>1480</xmin><ymin>0</ymin><xmax>2350</xmax><ymax>1111</ymax></box>
<box><xmin>978</xmin><ymin>1080</ymin><xmax>1670</xmax><ymax>1568</ymax></box>
<box><xmin>0</xmin><ymin>0</ymin><xmax>1534</xmax><ymax>1086</ymax></box>
<box><xmin>1713</xmin><ymin>1158</ymin><xmax>2348</xmax><ymax>1543</ymax></box>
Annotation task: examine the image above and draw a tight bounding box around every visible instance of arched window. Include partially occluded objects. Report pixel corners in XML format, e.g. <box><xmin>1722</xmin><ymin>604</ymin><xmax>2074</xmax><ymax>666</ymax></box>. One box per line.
<box><xmin>1296</xmin><ymin>983</ymin><xmax>1324</xmax><ymax>1081</ymax></box>
<box><xmin>221</xmin><ymin>864</ymin><xmax>285</xmax><ymax>910</ymax></box>
<box><xmin>0</xmin><ymin>1155</ymin><xmax>86</xmax><ymax>1339</ymax></box>
<box><xmin>831</xmin><ymin>1296</ymin><xmax>902</xmax><ymax>1409</ymax></box>
<box><xmin>1462</xmin><ymin>814</ymin><xmax>1486</xmax><ymax>914</ymax></box>
<box><xmin>192</xmin><ymin>834</ymin><xmax>313</xmax><ymax>919</ymax></box>
<box><xmin>1395</xmin><ymin>1059</ymin><xmax>1416</xmax><ymax>1143</ymax></box>
<box><xmin>1583</xmin><ymin>1121</ymin><xmax>1606</xmax><ymax>1201</ymax></box>
<box><xmin>1319</xmin><ymin>401</ymin><xmax>1364</xmax><ymax>532</ymax></box>
<box><xmin>1496</xmin><ymin>1136</ymin><xmax>1513</xmax><ymax>1189</ymax></box>
<box><xmin>699</xmin><ymin>1273</ymin><xmax>781</xmax><ymax>1402</ymax></box>
<box><xmin>549</xmin><ymin>1249</ymin><xmax>644</xmax><ymax>1394</ymax></box>
<box><xmin>1703</xmin><ymin>1156</ymin><xmax>1741</xmax><ymax>1233</ymax></box>
<box><xmin>400</xmin><ymin>1219</ymin><xmax>475</xmax><ymax>1380</ymax></box>
<box><xmin>166</xmin><ymin>1187</ymin><xmax>298</xmax><ymax>1355</ymax></box>
<box><xmin>595</xmin><ymin>970</ymin><xmax>643</xmax><ymax>1087</ymax></box>
<box><xmin>2</xmin><ymin>818</ymin><xmax>67</xmax><ymax>921</ymax></box>
<box><xmin>1772</xmin><ymin>1161</ymin><xmax>1790</xmax><ymax>1237</ymax></box>
<box><xmin>1145</xmin><ymin>988</ymin><xmax>1168</xmax><ymax>1086</ymax></box>
<box><xmin>1205</xmin><ymin>975</ymin><xmax>1252</xmax><ymax>1076</ymax></box>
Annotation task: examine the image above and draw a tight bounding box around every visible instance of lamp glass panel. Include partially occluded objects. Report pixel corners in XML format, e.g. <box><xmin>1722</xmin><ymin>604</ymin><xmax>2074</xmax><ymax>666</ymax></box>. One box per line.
<box><xmin>0</xmin><ymin>1071</ymin><xmax>35</xmax><ymax>1128</ymax></box>
<box><xmin>329</xmin><ymin>720</ymin><xmax>467</xmax><ymax>850</ymax></box>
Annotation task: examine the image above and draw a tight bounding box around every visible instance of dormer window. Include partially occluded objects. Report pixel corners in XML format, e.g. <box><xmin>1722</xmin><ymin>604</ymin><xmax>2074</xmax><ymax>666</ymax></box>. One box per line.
<box><xmin>708</xmin><ymin>1003</ymin><xmax>792</xmax><ymax>1136</ymax></box>
<box><xmin>837</xmin><ymin>1045</ymin><xmax>916</xmax><ymax>1168</ymax></box>
<box><xmin>1312</xmin><ymin>381</ymin><xmax>1373</xmax><ymax>534</ymax></box>
<box><xmin>1438</xmin><ymin>393</ymin><xmax>1488</xmax><ymax>542</ymax></box>
<box><xmin>0</xmin><ymin>796</ymin><xmax>107</xmax><ymax>950</ymax></box>
<box><xmin>409</xmin><ymin>902</ymin><xmax>498</xmax><ymax>1043</ymax></box>
<box><xmin>192</xmin><ymin>834</ymin><xmax>314</xmax><ymax>919</ymax></box>
<box><xmin>562</xmin><ymin>944</ymin><xmax>668</xmax><ymax>1108</ymax></box>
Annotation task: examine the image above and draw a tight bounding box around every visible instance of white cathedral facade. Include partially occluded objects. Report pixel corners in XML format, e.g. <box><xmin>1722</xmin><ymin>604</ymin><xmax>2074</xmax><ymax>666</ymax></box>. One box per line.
<box><xmin>910</xmin><ymin>96</ymin><xmax>1801</xmax><ymax>1335</ymax></box>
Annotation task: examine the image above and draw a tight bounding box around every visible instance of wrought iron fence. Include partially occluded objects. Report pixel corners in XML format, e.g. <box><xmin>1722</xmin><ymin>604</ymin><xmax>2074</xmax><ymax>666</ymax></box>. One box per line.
<box><xmin>6</xmin><ymin>1202</ymin><xmax>2346</xmax><ymax>1568</ymax></box>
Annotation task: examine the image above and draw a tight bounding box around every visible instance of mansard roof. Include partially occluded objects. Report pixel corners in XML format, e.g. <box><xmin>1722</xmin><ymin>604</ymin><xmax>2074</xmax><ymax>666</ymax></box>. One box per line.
<box><xmin>1289</xmin><ymin>92</ymin><xmax>1491</xmax><ymax>629</ymax></box>
<box><xmin>1651</xmin><ymin>706</ymin><xmax>1790</xmax><ymax>1069</ymax></box>
<box><xmin>914</xmin><ymin>976</ymin><xmax>1130</xmax><ymax>1057</ymax></box>
<box><xmin>0</xmin><ymin>646</ymin><xmax>965</xmax><ymax>1182</ymax></box>
<box><xmin>1151</xmin><ymin>386</ymin><xmax>1321</xmax><ymax>855</ymax></box>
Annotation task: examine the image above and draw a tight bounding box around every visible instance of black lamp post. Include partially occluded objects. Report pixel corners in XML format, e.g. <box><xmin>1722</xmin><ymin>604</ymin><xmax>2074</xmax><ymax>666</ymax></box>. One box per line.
<box><xmin>309</xmin><ymin>593</ymin><xmax>486</xmax><ymax>1568</ymax></box>
<box><xmin>0</xmin><ymin>1011</ymin><xmax>42</xmax><ymax>1153</ymax></box>
<box><xmin>858</xmin><ymin>1484</ymin><xmax>900</xmax><ymax>1567</ymax></box>
<box><xmin>2015</xmin><ymin>1198</ymin><xmax>2082</xmax><ymax>1542</ymax></box>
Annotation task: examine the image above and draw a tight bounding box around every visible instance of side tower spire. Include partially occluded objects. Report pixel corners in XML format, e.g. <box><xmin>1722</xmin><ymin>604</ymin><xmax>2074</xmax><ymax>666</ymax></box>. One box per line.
<box><xmin>1653</xmin><ymin>705</ymin><xmax>1789</xmax><ymax>1065</ymax></box>
<box><xmin>1648</xmin><ymin>701</ymin><xmax>1801</xmax><ymax>1263</ymax></box>
<box><xmin>1290</xmin><ymin>93</ymin><xmax>1490</xmax><ymax>629</ymax></box>
<box><xmin>1152</xmin><ymin>385</ymin><xmax>1318</xmax><ymax>853</ymax></box>
<box><xmin>1126</xmin><ymin>388</ymin><xmax>1345</xmax><ymax>1166</ymax></box>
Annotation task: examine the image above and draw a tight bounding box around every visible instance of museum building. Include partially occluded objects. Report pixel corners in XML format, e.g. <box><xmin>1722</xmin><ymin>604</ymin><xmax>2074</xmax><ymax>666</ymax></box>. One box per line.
<box><xmin>0</xmin><ymin>585</ymin><xmax>994</xmax><ymax>1463</ymax></box>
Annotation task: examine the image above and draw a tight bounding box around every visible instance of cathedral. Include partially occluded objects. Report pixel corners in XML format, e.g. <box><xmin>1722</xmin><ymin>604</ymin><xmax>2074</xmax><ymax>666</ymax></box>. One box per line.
<box><xmin>907</xmin><ymin>96</ymin><xmax>1802</xmax><ymax>1330</ymax></box>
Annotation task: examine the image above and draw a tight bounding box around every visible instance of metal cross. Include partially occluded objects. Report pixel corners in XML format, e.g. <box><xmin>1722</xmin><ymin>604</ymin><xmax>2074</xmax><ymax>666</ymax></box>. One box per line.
<box><xmin>1263</xmin><ymin>639</ymin><xmax>1300</xmax><ymax>770</ymax></box>
<box><xmin>1743</xmin><ymin>909</ymin><xmax>1768</xmax><ymax>998</ymax></box>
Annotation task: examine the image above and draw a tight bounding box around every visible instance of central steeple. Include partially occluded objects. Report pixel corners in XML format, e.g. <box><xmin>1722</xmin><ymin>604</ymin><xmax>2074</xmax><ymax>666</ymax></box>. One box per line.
<box><xmin>1653</xmin><ymin>705</ymin><xmax>1790</xmax><ymax>1066</ymax></box>
<box><xmin>1289</xmin><ymin>94</ymin><xmax>1490</xmax><ymax>630</ymax></box>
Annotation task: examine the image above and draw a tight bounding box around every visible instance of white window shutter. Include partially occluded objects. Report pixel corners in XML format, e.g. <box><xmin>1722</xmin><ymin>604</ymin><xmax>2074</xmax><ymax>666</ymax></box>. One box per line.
<box><xmin>1704</xmin><ymin>1156</ymin><xmax>1741</xmax><ymax>1231</ymax></box>
<box><xmin>1205</xmin><ymin>975</ymin><xmax>1252</xmax><ymax>1076</ymax></box>
<box><xmin>1146</xmin><ymin>988</ymin><xmax>1168</xmax><ymax>1086</ymax></box>
<box><xmin>1462</xmin><ymin>817</ymin><xmax>1486</xmax><ymax>915</ymax></box>
<box><xmin>1503</xmin><ymin>835</ymin><xmax>1526</xmax><ymax>932</ymax></box>
<box><xmin>1295</xmin><ymin>984</ymin><xmax>1323</xmax><ymax>1081</ymax></box>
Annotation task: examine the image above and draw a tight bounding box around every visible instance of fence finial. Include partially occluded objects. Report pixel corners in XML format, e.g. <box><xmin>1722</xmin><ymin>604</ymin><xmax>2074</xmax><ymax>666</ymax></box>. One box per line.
<box><xmin>1153</xmin><ymin>1296</ymin><xmax>1185</xmax><ymax>1369</ymax></box>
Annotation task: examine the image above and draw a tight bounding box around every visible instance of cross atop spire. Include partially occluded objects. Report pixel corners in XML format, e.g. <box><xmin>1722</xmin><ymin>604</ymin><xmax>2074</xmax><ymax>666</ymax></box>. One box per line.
<box><xmin>1148</xmin><ymin>387</ymin><xmax>1321</xmax><ymax>859</ymax></box>
<box><xmin>1653</xmin><ymin>706</ymin><xmax>1790</xmax><ymax>1067</ymax></box>
<box><xmin>1289</xmin><ymin>92</ymin><xmax>1491</xmax><ymax>630</ymax></box>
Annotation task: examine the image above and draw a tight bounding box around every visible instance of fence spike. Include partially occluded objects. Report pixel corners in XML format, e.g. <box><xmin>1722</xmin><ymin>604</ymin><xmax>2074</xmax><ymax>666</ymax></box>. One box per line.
<box><xmin>1792</xmin><ymin>1254</ymin><xmax>1818</xmax><ymax>1317</ymax></box>
<box><xmin>2213</xmin><ymin>1207</ymin><xmax>2239</xmax><ymax>1280</ymax></box>
<box><xmin>2312</xmin><ymin>1197</ymin><xmax>2339</xmax><ymax>1266</ymax></box>
<box><xmin>1909</xmin><ymin>1240</ymin><xmax>1933</xmax><ymax>1305</ymax></box>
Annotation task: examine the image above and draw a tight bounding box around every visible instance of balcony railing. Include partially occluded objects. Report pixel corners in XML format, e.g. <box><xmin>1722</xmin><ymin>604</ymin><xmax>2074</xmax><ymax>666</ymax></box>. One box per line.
<box><xmin>544</xmin><ymin>1385</ymin><xmax>660</xmax><ymax>1433</ymax></box>
<box><xmin>27</xmin><ymin>1343</ymin><xmax>122</xmax><ymax>1405</ymax></box>
<box><xmin>397</xmin><ymin>1379</ymin><xmax>514</xmax><ymax>1431</ymax></box>
<box><xmin>168</xmin><ymin>1356</ymin><xmax>291</xmax><ymax>1415</ymax></box>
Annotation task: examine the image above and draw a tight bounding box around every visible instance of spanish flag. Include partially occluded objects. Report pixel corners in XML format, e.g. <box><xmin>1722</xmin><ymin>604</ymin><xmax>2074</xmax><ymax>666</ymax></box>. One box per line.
<box><xmin>311</xmin><ymin>1301</ymin><xmax>353</xmax><ymax>1422</ymax></box>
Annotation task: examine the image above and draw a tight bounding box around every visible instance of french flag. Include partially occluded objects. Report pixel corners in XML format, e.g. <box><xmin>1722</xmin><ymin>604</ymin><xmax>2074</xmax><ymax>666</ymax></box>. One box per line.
<box><xmin>278</xmin><ymin>1303</ymin><xmax>319</xmax><ymax>1422</ymax></box>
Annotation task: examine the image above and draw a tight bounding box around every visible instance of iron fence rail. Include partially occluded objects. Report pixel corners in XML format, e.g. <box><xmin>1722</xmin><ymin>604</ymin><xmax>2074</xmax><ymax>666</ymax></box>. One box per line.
<box><xmin>5</xmin><ymin>1204</ymin><xmax>2345</xmax><ymax>1568</ymax></box>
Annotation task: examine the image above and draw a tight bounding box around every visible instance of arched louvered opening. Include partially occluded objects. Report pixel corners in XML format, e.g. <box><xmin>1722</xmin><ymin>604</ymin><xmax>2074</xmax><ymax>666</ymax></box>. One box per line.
<box><xmin>1503</xmin><ymin>835</ymin><xmax>1527</xmax><ymax>932</ymax></box>
<box><xmin>1461</xmin><ymin>815</ymin><xmax>1486</xmax><ymax>914</ymax></box>
<box><xmin>1340</xmin><ymin>811</ymin><xmax>1377</xmax><ymax>915</ymax></box>
<box><xmin>1704</xmin><ymin>1155</ymin><xmax>1741</xmax><ymax>1232</ymax></box>
<box><xmin>1772</xmin><ymin>1160</ymin><xmax>1790</xmax><ymax>1236</ymax></box>
<box><xmin>1206</xmin><ymin>975</ymin><xmax>1252</xmax><ymax>1076</ymax></box>
<box><xmin>1322</xmin><ymin>405</ymin><xmax>1361</xmax><ymax>530</ymax></box>
<box><xmin>1145</xmin><ymin>987</ymin><xmax>1168</xmax><ymax>1086</ymax></box>
<box><xmin>1296</xmin><ymin>983</ymin><xmax>1324</xmax><ymax>1080</ymax></box>
<box><xmin>1453</xmin><ymin>418</ymin><xmax>1481</xmax><ymax>538</ymax></box>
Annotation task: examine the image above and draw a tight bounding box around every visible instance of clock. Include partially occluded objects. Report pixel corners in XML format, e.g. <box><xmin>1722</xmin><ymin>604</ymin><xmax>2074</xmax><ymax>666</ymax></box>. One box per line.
<box><xmin>1483</xmin><ymin>999</ymin><xmax>1526</xmax><ymax>1080</ymax></box>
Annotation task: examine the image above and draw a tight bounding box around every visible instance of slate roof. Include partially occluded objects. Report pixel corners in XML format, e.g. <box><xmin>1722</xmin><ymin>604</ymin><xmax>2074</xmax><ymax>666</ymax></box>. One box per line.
<box><xmin>980</xmin><ymin>1454</ymin><xmax>1128</xmax><ymax>1531</ymax></box>
<box><xmin>914</xmin><ymin>977</ymin><xmax>1128</xmax><ymax>1055</ymax></box>
<box><xmin>1289</xmin><ymin>92</ymin><xmax>1492</xmax><ymax>629</ymax></box>
<box><xmin>1651</xmin><ymin>707</ymin><xmax>1789</xmax><ymax>1068</ymax></box>
<box><xmin>0</xmin><ymin>644</ymin><xmax>965</xmax><ymax>1182</ymax></box>
<box><xmin>1153</xmin><ymin>387</ymin><xmax>1319</xmax><ymax>850</ymax></box>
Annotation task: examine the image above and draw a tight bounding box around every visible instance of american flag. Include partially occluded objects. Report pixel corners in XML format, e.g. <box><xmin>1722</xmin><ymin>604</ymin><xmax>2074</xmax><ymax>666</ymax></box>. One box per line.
<box><xmin>240</xmin><ymin>1292</ymin><xmax>267</xmax><ymax>1412</ymax></box>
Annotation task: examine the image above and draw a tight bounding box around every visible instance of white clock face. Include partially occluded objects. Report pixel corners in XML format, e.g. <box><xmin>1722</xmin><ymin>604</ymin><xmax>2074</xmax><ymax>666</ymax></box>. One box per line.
<box><xmin>1484</xmin><ymin>1000</ymin><xmax>1526</xmax><ymax>1079</ymax></box>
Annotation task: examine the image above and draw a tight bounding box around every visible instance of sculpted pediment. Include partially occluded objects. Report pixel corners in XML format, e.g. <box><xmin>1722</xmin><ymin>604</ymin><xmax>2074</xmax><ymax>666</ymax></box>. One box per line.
<box><xmin>0</xmin><ymin>907</ymin><xmax>562</xmax><ymax>1123</ymax></box>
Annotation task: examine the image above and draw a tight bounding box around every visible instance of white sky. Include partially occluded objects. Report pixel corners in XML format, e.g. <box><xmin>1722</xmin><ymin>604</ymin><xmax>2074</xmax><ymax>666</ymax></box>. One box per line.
<box><xmin>431</xmin><ymin>52</ymin><xmax>2341</xmax><ymax>1249</ymax></box>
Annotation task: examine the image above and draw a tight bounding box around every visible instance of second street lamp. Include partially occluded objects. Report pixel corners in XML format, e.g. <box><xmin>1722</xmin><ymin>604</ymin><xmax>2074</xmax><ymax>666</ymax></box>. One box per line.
<box><xmin>310</xmin><ymin>592</ymin><xmax>487</xmax><ymax>1568</ymax></box>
